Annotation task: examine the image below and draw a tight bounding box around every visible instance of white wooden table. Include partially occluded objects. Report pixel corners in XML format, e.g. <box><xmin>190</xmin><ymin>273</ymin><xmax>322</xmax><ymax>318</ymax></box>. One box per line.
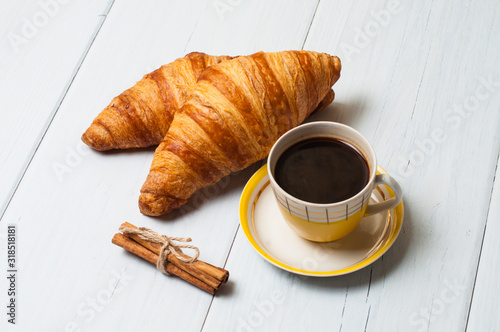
<box><xmin>1</xmin><ymin>0</ymin><xmax>499</xmax><ymax>331</ymax></box>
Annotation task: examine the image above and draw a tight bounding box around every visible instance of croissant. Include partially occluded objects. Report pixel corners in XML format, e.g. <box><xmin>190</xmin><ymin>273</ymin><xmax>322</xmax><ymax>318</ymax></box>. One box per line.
<box><xmin>139</xmin><ymin>50</ymin><xmax>341</xmax><ymax>216</ymax></box>
<box><xmin>81</xmin><ymin>52</ymin><xmax>233</xmax><ymax>151</ymax></box>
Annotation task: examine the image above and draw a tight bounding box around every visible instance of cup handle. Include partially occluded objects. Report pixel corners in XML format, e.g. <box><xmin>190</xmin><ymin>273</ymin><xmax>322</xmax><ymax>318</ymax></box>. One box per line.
<box><xmin>365</xmin><ymin>174</ymin><xmax>403</xmax><ymax>216</ymax></box>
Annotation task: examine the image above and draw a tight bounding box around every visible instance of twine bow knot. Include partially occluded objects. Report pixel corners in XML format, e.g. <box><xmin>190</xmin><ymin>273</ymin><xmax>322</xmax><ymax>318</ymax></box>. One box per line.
<box><xmin>118</xmin><ymin>225</ymin><xmax>199</xmax><ymax>275</ymax></box>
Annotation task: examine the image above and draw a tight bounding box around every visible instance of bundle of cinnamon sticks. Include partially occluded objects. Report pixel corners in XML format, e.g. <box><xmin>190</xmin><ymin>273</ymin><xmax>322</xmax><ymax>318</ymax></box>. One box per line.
<box><xmin>112</xmin><ymin>222</ymin><xmax>229</xmax><ymax>294</ymax></box>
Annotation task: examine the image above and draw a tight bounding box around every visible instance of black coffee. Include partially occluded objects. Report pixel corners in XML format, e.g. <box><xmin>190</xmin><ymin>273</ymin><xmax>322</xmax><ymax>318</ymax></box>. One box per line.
<box><xmin>274</xmin><ymin>137</ymin><xmax>369</xmax><ymax>204</ymax></box>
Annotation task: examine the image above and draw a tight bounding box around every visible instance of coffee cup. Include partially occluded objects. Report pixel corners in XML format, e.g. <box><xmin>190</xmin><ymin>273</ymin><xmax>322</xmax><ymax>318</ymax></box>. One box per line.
<box><xmin>267</xmin><ymin>121</ymin><xmax>402</xmax><ymax>242</ymax></box>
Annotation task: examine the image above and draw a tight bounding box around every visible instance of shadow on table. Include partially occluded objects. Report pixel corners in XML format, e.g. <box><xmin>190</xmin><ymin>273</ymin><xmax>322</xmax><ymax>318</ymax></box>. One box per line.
<box><xmin>305</xmin><ymin>95</ymin><xmax>373</xmax><ymax>129</ymax></box>
<box><xmin>214</xmin><ymin>280</ymin><xmax>236</xmax><ymax>297</ymax></box>
<box><xmin>291</xmin><ymin>202</ymin><xmax>415</xmax><ymax>291</ymax></box>
<box><xmin>96</xmin><ymin>96</ymin><xmax>370</xmax><ymax>223</ymax></box>
<box><xmin>155</xmin><ymin>98</ymin><xmax>371</xmax><ymax>221</ymax></box>
<box><xmin>96</xmin><ymin>145</ymin><xmax>158</xmax><ymax>155</ymax></box>
<box><xmin>89</xmin><ymin>143</ymin><xmax>262</xmax><ymax>222</ymax></box>
<box><xmin>155</xmin><ymin>160</ymin><xmax>265</xmax><ymax>222</ymax></box>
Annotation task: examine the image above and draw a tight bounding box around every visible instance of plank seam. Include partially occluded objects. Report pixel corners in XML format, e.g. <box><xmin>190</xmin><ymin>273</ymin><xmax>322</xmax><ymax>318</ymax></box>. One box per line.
<box><xmin>200</xmin><ymin>205</ymin><xmax>246</xmax><ymax>330</ymax></box>
<box><xmin>409</xmin><ymin>1</ymin><xmax>433</xmax><ymax>122</ymax></box>
<box><xmin>464</xmin><ymin>146</ymin><xmax>500</xmax><ymax>331</ymax></box>
<box><xmin>200</xmin><ymin>159</ymin><xmax>265</xmax><ymax>331</ymax></box>
<box><xmin>0</xmin><ymin>0</ymin><xmax>117</xmax><ymax>222</ymax></box>
<box><xmin>363</xmin><ymin>305</ymin><xmax>371</xmax><ymax>332</ymax></box>
<box><xmin>199</xmin><ymin>226</ymin><xmax>239</xmax><ymax>332</ymax></box>
<box><xmin>301</xmin><ymin>0</ymin><xmax>321</xmax><ymax>50</ymax></box>
<box><xmin>183</xmin><ymin>0</ymin><xmax>215</xmax><ymax>55</ymax></box>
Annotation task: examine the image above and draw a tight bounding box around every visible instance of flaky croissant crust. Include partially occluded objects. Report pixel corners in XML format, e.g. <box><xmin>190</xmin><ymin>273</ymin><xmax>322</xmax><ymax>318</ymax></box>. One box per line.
<box><xmin>140</xmin><ymin>50</ymin><xmax>341</xmax><ymax>216</ymax></box>
<box><xmin>82</xmin><ymin>52</ymin><xmax>233</xmax><ymax>151</ymax></box>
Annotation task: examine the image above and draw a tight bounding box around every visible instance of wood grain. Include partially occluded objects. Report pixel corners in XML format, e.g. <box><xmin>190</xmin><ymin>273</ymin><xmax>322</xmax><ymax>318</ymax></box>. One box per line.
<box><xmin>0</xmin><ymin>0</ymin><xmax>499</xmax><ymax>331</ymax></box>
<box><xmin>466</xmin><ymin>153</ymin><xmax>500</xmax><ymax>331</ymax></box>
<box><xmin>0</xmin><ymin>0</ymin><xmax>114</xmax><ymax>217</ymax></box>
<box><xmin>205</xmin><ymin>0</ymin><xmax>500</xmax><ymax>331</ymax></box>
<box><xmin>0</xmin><ymin>0</ymin><xmax>323</xmax><ymax>330</ymax></box>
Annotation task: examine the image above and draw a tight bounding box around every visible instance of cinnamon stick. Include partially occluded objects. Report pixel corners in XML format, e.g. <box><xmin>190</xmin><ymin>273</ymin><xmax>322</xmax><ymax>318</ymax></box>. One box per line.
<box><xmin>121</xmin><ymin>222</ymin><xmax>229</xmax><ymax>283</ymax></box>
<box><xmin>112</xmin><ymin>233</ymin><xmax>215</xmax><ymax>294</ymax></box>
<box><xmin>123</xmin><ymin>232</ymin><xmax>221</xmax><ymax>289</ymax></box>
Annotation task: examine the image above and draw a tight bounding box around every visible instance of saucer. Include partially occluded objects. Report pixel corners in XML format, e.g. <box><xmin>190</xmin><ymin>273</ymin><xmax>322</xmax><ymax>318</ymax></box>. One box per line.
<box><xmin>239</xmin><ymin>165</ymin><xmax>404</xmax><ymax>276</ymax></box>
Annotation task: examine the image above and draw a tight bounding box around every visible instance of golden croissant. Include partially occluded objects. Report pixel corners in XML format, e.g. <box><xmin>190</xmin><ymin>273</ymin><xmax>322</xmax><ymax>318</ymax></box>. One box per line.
<box><xmin>139</xmin><ymin>50</ymin><xmax>341</xmax><ymax>216</ymax></box>
<box><xmin>81</xmin><ymin>52</ymin><xmax>233</xmax><ymax>151</ymax></box>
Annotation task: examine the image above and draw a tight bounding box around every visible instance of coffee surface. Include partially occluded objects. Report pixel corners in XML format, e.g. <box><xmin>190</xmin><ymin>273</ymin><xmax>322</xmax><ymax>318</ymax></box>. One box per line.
<box><xmin>274</xmin><ymin>137</ymin><xmax>369</xmax><ymax>204</ymax></box>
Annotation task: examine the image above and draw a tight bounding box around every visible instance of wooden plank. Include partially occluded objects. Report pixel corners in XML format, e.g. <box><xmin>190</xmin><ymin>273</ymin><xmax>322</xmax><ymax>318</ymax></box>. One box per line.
<box><xmin>0</xmin><ymin>0</ymin><xmax>114</xmax><ymax>217</ymax></box>
<box><xmin>205</xmin><ymin>0</ymin><xmax>500</xmax><ymax>331</ymax></box>
<box><xmin>1</xmin><ymin>0</ymin><xmax>499</xmax><ymax>330</ymax></box>
<box><xmin>184</xmin><ymin>0</ymin><xmax>321</xmax><ymax>55</ymax></box>
<box><xmin>0</xmin><ymin>0</ymin><xmax>215</xmax><ymax>329</ymax></box>
<box><xmin>0</xmin><ymin>0</ymin><xmax>321</xmax><ymax>330</ymax></box>
<box><xmin>466</xmin><ymin>153</ymin><xmax>500</xmax><ymax>331</ymax></box>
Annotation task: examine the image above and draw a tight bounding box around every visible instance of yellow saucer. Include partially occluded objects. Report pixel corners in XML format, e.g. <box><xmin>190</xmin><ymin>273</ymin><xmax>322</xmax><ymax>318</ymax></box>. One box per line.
<box><xmin>239</xmin><ymin>165</ymin><xmax>404</xmax><ymax>276</ymax></box>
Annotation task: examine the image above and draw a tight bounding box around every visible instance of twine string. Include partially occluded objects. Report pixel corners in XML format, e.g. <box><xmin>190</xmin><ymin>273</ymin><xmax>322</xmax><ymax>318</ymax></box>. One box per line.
<box><xmin>119</xmin><ymin>225</ymin><xmax>200</xmax><ymax>275</ymax></box>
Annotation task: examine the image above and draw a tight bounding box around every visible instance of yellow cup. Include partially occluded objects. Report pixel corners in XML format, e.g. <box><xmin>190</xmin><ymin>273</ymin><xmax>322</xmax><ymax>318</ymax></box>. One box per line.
<box><xmin>267</xmin><ymin>121</ymin><xmax>402</xmax><ymax>242</ymax></box>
